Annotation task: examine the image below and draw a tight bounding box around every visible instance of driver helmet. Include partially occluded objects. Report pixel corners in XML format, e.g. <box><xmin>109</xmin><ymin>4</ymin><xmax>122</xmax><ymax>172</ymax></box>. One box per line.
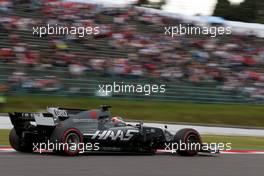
<box><xmin>111</xmin><ymin>117</ymin><xmax>124</xmax><ymax>125</ymax></box>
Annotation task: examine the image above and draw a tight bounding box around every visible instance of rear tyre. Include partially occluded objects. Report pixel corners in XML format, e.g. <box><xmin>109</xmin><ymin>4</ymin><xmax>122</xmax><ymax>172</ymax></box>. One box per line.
<box><xmin>174</xmin><ymin>128</ymin><xmax>201</xmax><ymax>156</ymax></box>
<box><xmin>9</xmin><ymin>128</ymin><xmax>33</xmax><ymax>153</ymax></box>
<box><xmin>55</xmin><ymin>129</ymin><xmax>83</xmax><ymax>156</ymax></box>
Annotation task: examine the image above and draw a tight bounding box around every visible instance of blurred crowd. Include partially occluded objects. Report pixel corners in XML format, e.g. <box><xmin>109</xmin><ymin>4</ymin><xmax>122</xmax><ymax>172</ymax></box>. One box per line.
<box><xmin>0</xmin><ymin>0</ymin><xmax>264</xmax><ymax>100</ymax></box>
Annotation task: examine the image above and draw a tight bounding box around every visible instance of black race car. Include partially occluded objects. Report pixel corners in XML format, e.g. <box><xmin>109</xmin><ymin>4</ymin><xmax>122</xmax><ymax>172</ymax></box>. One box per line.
<box><xmin>8</xmin><ymin>105</ymin><xmax>218</xmax><ymax>156</ymax></box>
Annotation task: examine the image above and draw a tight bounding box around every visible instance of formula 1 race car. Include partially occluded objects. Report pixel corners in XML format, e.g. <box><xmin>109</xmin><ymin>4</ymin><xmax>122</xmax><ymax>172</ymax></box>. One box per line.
<box><xmin>9</xmin><ymin>105</ymin><xmax>218</xmax><ymax>156</ymax></box>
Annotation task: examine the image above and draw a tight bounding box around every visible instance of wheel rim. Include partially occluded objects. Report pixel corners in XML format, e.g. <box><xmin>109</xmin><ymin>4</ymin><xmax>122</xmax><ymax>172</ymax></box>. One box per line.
<box><xmin>187</xmin><ymin>134</ymin><xmax>199</xmax><ymax>144</ymax></box>
<box><xmin>65</xmin><ymin>133</ymin><xmax>80</xmax><ymax>152</ymax></box>
<box><xmin>186</xmin><ymin>133</ymin><xmax>200</xmax><ymax>153</ymax></box>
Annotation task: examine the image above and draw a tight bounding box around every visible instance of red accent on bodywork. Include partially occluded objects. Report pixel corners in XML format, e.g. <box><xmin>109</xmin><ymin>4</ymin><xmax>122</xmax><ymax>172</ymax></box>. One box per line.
<box><xmin>89</xmin><ymin>111</ymin><xmax>97</xmax><ymax>119</ymax></box>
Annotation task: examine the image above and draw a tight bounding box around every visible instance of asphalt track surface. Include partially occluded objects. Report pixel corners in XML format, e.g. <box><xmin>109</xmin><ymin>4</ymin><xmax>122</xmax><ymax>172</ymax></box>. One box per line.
<box><xmin>0</xmin><ymin>152</ymin><xmax>263</xmax><ymax>176</ymax></box>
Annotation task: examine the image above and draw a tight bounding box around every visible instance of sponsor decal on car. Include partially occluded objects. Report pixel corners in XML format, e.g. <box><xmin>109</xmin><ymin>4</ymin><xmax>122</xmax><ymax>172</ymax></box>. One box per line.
<box><xmin>91</xmin><ymin>129</ymin><xmax>139</xmax><ymax>141</ymax></box>
<box><xmin>47</xmin><ymin>107</ymin><xmax>68</xmax><ymax>117</ymax></box>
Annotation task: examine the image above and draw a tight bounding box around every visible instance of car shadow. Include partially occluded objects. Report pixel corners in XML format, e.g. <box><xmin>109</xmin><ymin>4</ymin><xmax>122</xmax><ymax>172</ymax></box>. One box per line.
<box><xmin>28</xmin><ymin>150</ymin><xmax>218</xmax><ymax>157</ymax></box>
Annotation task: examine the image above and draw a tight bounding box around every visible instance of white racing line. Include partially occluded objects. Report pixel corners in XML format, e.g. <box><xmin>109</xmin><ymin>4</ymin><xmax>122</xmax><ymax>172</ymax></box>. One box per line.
<box><xmin>0</xmin><ymin>116</ymin><xmax>12</xmax><ymax>129</ymax></box>
<box><xmin>129</xmin><ymin>122</ymin><xmax>264</xmax><ymax>137</ymax></box>
<box><xmin>1</xmin><ymin>115</ymin><xmax>264</xmax><ymax>154</ymax></box>
<box><xmin>2</xmin><ymin>115</ymin><xmax>264</xmax><ymax>136</ymax></box>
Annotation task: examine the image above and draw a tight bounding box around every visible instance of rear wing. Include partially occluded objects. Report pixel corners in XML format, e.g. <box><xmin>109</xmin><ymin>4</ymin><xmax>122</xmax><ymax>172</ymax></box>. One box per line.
<box><xmin>9</xmin><ymin>112</ymin><xmax>56</xmax><ymax>131</ymax></box>
<box><xmin>8</xmin><ymin>107</ymin><xmax>84</xmax><ymax>129</ymax></box>
<box><xmin>9</xmin><ymin>105</ymin><xmax>112</xmax><ymax>130</ymax></box>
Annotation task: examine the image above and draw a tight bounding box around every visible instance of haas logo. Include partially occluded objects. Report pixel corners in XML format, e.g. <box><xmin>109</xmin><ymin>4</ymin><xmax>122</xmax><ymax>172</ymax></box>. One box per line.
<box><xmin>92</xmin><ymin>129</ymin><xmax>139</xmax><ymax>141</ymax></box>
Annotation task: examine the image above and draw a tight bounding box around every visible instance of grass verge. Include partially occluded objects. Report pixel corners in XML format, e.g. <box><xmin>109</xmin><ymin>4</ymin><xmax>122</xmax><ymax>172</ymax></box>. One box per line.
<box><xmin>1</xmin><ymin>95</ymin><xmax>264</xmax><ymax>127</ymax></box>
<box><xmin>202</xmin><ymin>135</ymin><xmax>264</xmax><ymax>150</ymax></box>
<box><xmin>0</xmin><ymin>130</ymin><xmax>10</xmax><ymax>146</ymax></box>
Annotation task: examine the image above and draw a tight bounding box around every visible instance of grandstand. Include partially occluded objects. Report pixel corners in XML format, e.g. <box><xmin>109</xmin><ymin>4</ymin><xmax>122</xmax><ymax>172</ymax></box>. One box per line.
<box><xmin>0</xmin><ymin>1</ymin><xmax>263</xmax><ymax>104</ymax></box>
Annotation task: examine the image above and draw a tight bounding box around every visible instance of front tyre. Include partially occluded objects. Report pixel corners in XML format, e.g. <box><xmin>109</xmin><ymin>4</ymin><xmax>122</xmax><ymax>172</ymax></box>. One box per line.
<box><xmin>174</xmin><ymin>128</ymin><xmax>201</xmax><ymax>156</ymax></box>
<box><xmin>9</xmin><ymin>128</ymin><xmax>33</xmax><ymax>153</ymax></box>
